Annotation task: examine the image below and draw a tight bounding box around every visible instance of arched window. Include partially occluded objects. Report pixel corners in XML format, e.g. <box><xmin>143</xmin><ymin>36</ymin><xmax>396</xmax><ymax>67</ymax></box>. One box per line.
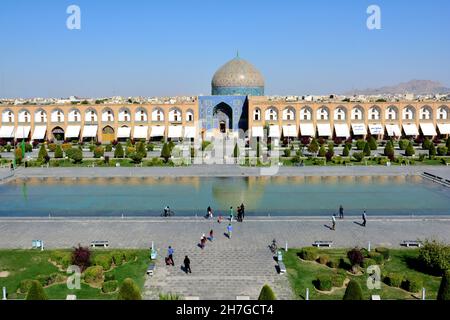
<box><xmin>386</xmin><ymin>106</ymin><xmax>398</xmax><ymax>121</ymax></box>
<box><xmin>282</xmin><ymin>107</ymin><xmax>295</xmax><ymax>121</ymax></box>
<box><xmin>152</xmin><ymin>108</ymin><xmax>164</xmax><ymax>122</ymax></box>
<box><xmin>51</xmin><ymin>109</ymin><xmax>65</xmax><ymax>123</ymax></box>
<box><xmin>253</xmin><ymin>108</ymin><xmax>261</xmax><ymax>121</ymax></box>
<box><xmin>317</xmin><ymin>107</ymin><xmax>329</xmax><ymax>120</ymax></box>
<box><xmin>300</xmin><ymin>107</ymin><xmax>312</xmax><ymax>121</ymax></box>
<box><xmin>351</xmin><ymin>107</ymin><xmax>364</xmax><ymax>121</ymax></box>
<box><xmin>186</xmin><ymin>109</ymin><xmax>194</xmax><ymax>122</ymax></box>
<box><xmin>369</xmin><ymin>106</ymin><xmax>381</xmax><ymax>120</ymax></box>
<box><xmin>169</xmin><ymin>108</ymin><xmax>182</xmax><ymax>122</ymax></box>
<box><xmin>402</xmin><ymin>106</ymin><xmax>415</xmax><ymax>120</ymax></box>
<box><xmin>334</xmin><ymin>107</ymin><xmax>346</xmax><ymax>121</ymax></box>
<box><xmin>420</xmin><ymin>106</ymin><xmax>432</xmax><ymax>120</ymax></box>
<box><xmin>265</xmin><ymin>107</ymin><xmax>278</xmax><ymax>121</ymax></box>
<box><xmin>438</xmin><ymin>106</ymin><xmax>449</xmax><ymax>120</ymax></box>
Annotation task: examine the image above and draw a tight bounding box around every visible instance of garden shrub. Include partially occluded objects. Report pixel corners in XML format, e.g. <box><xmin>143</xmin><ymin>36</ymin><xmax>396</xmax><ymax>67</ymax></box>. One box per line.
<box><xmin>368</xmin><ymin>136</ymin><xmax>378</xmax><ymax>150</ymax></box>
<box><xmin>258</xmin><ymin>284</ymin><xmax>276</xmax><ymax>300</ymax></box>
<box><xmin>48</xmin><ymin>143</ymin><xmax>57</xmax><ymax>152</ymax></box>
<box><xmin>67</xmin><ymin>147</ymin><xmax>83</xmax><ymax>163</ymax></box>
<box><xmin>437</xmin><ymin>270</ymin><xmax>450</xmax><ymax>300</ymax></box>
<box><xmin>26</xmin><ymin>281</ymin><xmax>48</xmax><ymax>300</ymax></box>
<box><xmin>362</xmin><ymin>258</ymin><xmax>377</xmax><ymax>269</ymax></box>
<box><xmin>342</xmin><ymin>145</ymin><xmax>349</xmax><ymax>156</ymax></box>
<box><xmin>147</xmin><ymin>143</ymin><xmax>155</xmax><ymax>151</ymax></box>
<box><xmin>283</xmin><ymin>148</ymin><xmax>291</xmax><ymax>157</ymax></box>
<box><xmin>72</xmin><ymin>245</ymin><xmax>91</xmax><ymax>272</ymax></box>
<box><xmin>307</xmin><ymin>138</ymin><xmax>319</xmax><ymax>154</ymax></box>
<box><xmin>51</xmin><ymin>251</ymin><xmax>72</xmax><ymax>269</ymax></box>
<box><xmin>19</xmin><ymin>279</ymin><xmax>34</xmax><ymax>294</ymax></box>
<box><xmin>356</xmin><ymin>140</ymin><xmax>366</xmax><ymax>150</ymax></box>
<box><xmin>15</xmin><ymin>148</ymin><xmax>23</xmax><ymax>164</ymax></box>
<box><xmin>405</xmin><ymin>142</ymin><xmax>415</xmax><ymax>156</ymax></box>
<box><xmin>315</xmin><ymin>275</ymin><xmax>332</xmax><ymax>291</ymax></box>
<box><xmin>129</xmin><ymin>152</ymin><xmax>143</xmax><ymax>164</ymax></box>
<box><xmin>114</xmin><ymin>143</ymin><xmax>124</xmax><ymax>158</ymax></box>
<box><xmin>93</xmin><ymin>146</ymin><xmax>104</xmax><ymax>158</ymax></box>
<box><xmin>383</xmin><ymin>273</ymin><xmax>403</xmax><ymax>287</ymax></box>
<box><xmin>422</xmin><ymin>138</ymin><xmax>432</xmax><ymax>150</ymax></box>
<box><xmin>318</xmin><ymin>145</ymin><xmax>326</xmax><ymax>157</ymax></box>
<box><xmin>331</xmin><ymin>272</ymin><xmax>346</xmax><ymax>287</ymax></box>
<box><xmin>84</xmin><ymin>266</ymin><xmax>104</xmax><ymax>284</ymax></box>
<box><xmin>363</xmin><ymin>143</ymin><xmax>371</xmax><ymax>157</ymax></box>
<box><xmin>62</xmin><ymin>143</ymin><xmax>72</xmax><ymax>152</ymax></box>
<box><xmin>118</xmin><ymin>278</ymin><xmax>142</xmax><ymax>300</ymax></box>
<box><xmin>318</xmin><ymin>255</ymin><xmax>329</xmax><ymax>265</ymax></box>
<box><xmin>368</xmin><ymin>252</ymin><xmax>384</xmax><ymax>265</ymax></box>
<box><xmin>54</xmin><ymin>145</ymin><xmax>63</xmax><ymax>158</ymax></box>
<box><xmin>375</xmin><ymin>247</ymin><xmax>390</xmax><ymax>260</ymax></box>
<box><xmin>105</xmin><ymin>144</ymin><xmax>113</xmax><ymax>152</ymax></box>
<box><xmin>93</xmin><ymin>254</ymin><xmax>113</xmax><ymax>271</ymax></box>
<box><xmin>352</xmin><ymin>152</ymin><xmax>364</xmax><ymax>162</ymax></box>
<box><xmin>112</xmin><ymin>251</ymin><xmax>124</xmax><ymax>266</ymax></box>
<box><xmin>399</xmin><ymin>139</ymin><xmax>410</xmax><ymax>150</ymax></box>
<box><xmin>136</xmin><ymin>141</ymin><xmax>147</xmax><ymax>158</ymax></box>
<box><xmin>347</xmin><ymin>248</ymin><xmax>364</xmax><ymax>267</ymax></box>
<box><xmin>428</xmin><ymin>144</ymin><xmax>436</xmax><ymax>159</ymax></box>
<box><xmin>326</xmin><ymin>259</ymin><xmax>339</xmax><ymax>269</ymax></box>
<box><xmin>104</xmin><ymin>272</ymin><xmax>116</xmax><ymax>282</ymax></box>
<box><xmin>298</xmin><ymin>248</ymin><xmax>318</xmax><ymax>261</ymax></box>
<box><xmin>437</xmin><ymin>146</ymin><xmax>448</xmax><ymax>156</ymax></box>
<box><xmin>339</xmin><ymin>257</ymin><xmax>352</xmax><ymax>270</ymax></box>
<box><xmin>401</xmin><ymin>276</ymin><xmax>423</xmax><ymax>293</ymax></box>
<box><xmin>161</xmin><ymin>143</ymin><xmax>172</xmax><ymax>162</ymax></box>
<box><xmin>102</xmin><ymin>280</ymin><xmax>119</xmax><ymax>293</ymax></box>
<box><xmin>418</xmin><ymin>239</ymin><xmax>450</xmax><ymax>275</ymax></box>
<box><xmin>343</xmin><ymin>280</ymin><xmax>363</xmax><ymax>300</ymax></box>
<box><xmin>123</xmin><ymin>250</ymin><xmax>138</xmax><ymax>262</ymax></box>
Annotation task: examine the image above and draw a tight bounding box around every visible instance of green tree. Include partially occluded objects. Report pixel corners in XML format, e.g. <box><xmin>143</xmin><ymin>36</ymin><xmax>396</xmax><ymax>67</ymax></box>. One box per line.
<box><xmin>26</xmin><ymin>280</ymin><xmax>48</xmax><ymax>300</ymax></box>
<box><xmin>161</xmin><ymin>142</ymin><xmax>172</xmax><ymax>163</ymax></box>
<box><xmin>446</xmin><ymin>137</ymin><xmax>450</xmax><ymax>150</ymax></box>
<box><xmin>136</xmin><ymin>141</ymin><xmax>147</xmax><ymax>158</ymax></box>
<box><xmin>114</xmin><ymin>143</ymin><xmax>124</xmax><ymax>158</ymax></box>
<box><xmin>437</xmin><ymin>270</ymin><xmax>450</xmax><ymax>300</ymax></box>
<box><xmin>343</xmin><ymin>280</ymin><xmax>363</xmax><ymax>300</ymax></box>
<box><xmin>37</xmin><ymin>144</ymin><xmax>48</xmax><ymax>162</ymax></box>
<box><xmin>93</xmin><ymin>146</ymin><xmax>104</xmax><ymax>158</ymax></box>
<box><xmin>384</xmin><ymin>141</ymin><xmax>395</xmax><ymax>160</ymax></box>
<box><xmin>368</xmin><ymin>136</ymin><xmax>378</xmax><ymax>150</ymax></box>
<box><xmin>308</xmin><ymin>138</ymin><xmax>319</xmax><ymax>155</ymax></box>
<box><xmin>15</xmin><ymin>147</ymin><xmax>23</xmax><ymax>165</ymax></box>
<box><xmin>422</xmin><ymin>138</ymin><xmax>432</xmax><ymax>150</ymax></box>
<box><xmin>118</xmin><ymin>278</ymin><xmax>142</xmax><ymax>300</ymax></box>
<box><xmin>342</xmin><ymin>144</ymin><xmax>350</xmax><ymax>157</ymax></box>
<box><xmin>318</xmin><ymin>145</ymin><xmax>326</xmax><ymax>157</ymax></box>
<box><xmin>168</xmin><ymin>140</ymin><xmax>175</xmax><ymax>152</ymax></box>
<box><xmin>428</xmin><ymin>143</ymin><xmax>436</xmax><ymax>159</ymax></box>
<box><xmin>129</xmin><ymin>152</ymin><xmax>143</xmax><ymax>164</ymax></box>
<box><xmin>67</xmin><ymin>148</ymin><xmax>83</xmax><ymax>163</ymax></box>
<box><xmin>258</xmin><ymin>284</ymin><xmax>276</xmax><ymax>300</ymax></box>
<box><xmin>233</xmin><ymin>143</ymin><xmax>239</xmax><ymax>158</ymax></box>
<box><xmin>363</xmin><ymin>142</ymin><xmax>371</xmax><ymax>157</ymax></box>
<box><xmin>352</xmin><ymin>152</ymin><xmax>364</xmax><ymax>162</ymax></box>
<box><xmin>405</xmin><ymin>142</ymin><xmax>415</xmax><ymax>156</ymax></box>
<box><xmin>54</xmin><ymin>145</ymin><xmax>63</xmax><ymax>159</ymax></box>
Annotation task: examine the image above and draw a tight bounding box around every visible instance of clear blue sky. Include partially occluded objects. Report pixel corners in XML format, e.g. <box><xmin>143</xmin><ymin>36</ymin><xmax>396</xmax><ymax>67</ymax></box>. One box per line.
<box><xmin>0</xmin><ymin>0</ymin><xmax>449</xmax><ymax>98</ymax></box>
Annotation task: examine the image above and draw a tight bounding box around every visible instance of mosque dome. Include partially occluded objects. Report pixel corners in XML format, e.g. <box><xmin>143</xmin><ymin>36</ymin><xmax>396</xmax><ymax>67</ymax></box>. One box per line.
<box><xmin>211</xmin><ymin>55</ymin><xmax>265</xmax><ymax>96</ymax></box>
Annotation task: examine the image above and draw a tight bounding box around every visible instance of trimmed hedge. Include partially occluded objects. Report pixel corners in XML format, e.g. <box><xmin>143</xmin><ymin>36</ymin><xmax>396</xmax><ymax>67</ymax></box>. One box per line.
<box><xmin>298</xmin><ymin>248</ymin><xmax>318</xmax><ymax>261</ymax></box>
<box><xmin>318</xmin><ymin>255</ymin><xmax>329</xmax><ymax>265</ymax></box>
<box><xmin>437</xmin><ymin>270</ymin><xmax>450</xmax><ymax>300</ymax></box>
<box><xmin>258</xmin><ymin>284</ymin><xmax>277</xmax><ymax>300</ymax></box>
<box><xmin>84</xmin><ymin>266</ymin><xmax>104</xmax><ymax>284</ymax></box>
<box><xmin>326</xmin><ymin>259</ymin><xmax>339</xmax><ymax>269</ymax></box>
<box><xmin>315</xmin><ymin>275</ymin><xmax>332</xmax><ymax>291</ymax></box>
<box><xmin>50</xmin><ymin>251</ymin><xmax>72</xmax><ymax>269</ymax></box>
<box><xmin>93</xmin><ymin>254</ymin><xmax>113</xmax><ymax>271</ymax></box>
<box><xmin>123</xmin><ymin>250</ymin><xmax>138</xmax><ymax>262</ymax></box>
<box><xmin>102</xmin><ymin>280</ymin><xmax>119</xmax><ymax>293</ymax></box>
<box><xmin>18</xmin><ymin>279</ymin><xmax>34</xmax><ymax>294</ymax></box>
<box><xmin>343</xmin><ymin>280</ymin><xmax>363</xmax><ymax>300</ymax></box>
<box><xmin>112</xmin><ymin>251</ymin><xmax>124</xmax><ymax>266</ymax></box>
<box><xmin>375</xmin><ymin>247</ymin><xmax>390</xmax><ymax>260</ymax></box>
<box><xmin>368</xmin><ymin>252</ymin><xmax>384</xmax><ymax>265</ymax></box>
<box><xmin>402</xmin><ymin>277</ymin><xmax>423</xmax><ymax>293</ymax></box>
<box><xmin>104</xmin><ymin>272</ymin><xmax>116</xmax><ymax>282</ymax></box>
<box><xmin>118</xmin><ymin>278</ymin><xmax>142</xmax><ymax>300</ymax></box>
<box><xmin>362</xmin><ymin>258</ymin><xmax>377</xmax><ymax>269</ymax></box>
<box><xmin>383</xmin><ymin>273</ymin><xmax>403</xmax><ymax>288</ymax></box>
<box><xmin>26</xmin><ymin>281</ymin><xmax>48</xmax><ymax>300</ymax></box>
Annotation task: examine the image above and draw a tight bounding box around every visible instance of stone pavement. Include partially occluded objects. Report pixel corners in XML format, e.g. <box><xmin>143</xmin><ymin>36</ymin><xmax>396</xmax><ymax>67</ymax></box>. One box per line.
<box><xmin>1</xmin><ymin>216</ymin><xmax>449</xmax><ymax>300</ymax></box>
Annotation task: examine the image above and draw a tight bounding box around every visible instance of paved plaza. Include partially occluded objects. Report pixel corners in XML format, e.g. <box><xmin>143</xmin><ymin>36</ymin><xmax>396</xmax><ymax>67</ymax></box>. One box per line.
<box><xmin>1</xmin><ymin>216</ymin><xmax>449</xmax><ymax>299</ymax></box>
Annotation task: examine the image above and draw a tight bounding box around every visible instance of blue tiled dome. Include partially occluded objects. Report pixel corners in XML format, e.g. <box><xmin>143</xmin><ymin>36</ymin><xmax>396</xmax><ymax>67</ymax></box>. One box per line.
<box><xmin>211</xmin><ymin>56</ymin><xmax>265</xmax><ymax>96</ymax></box>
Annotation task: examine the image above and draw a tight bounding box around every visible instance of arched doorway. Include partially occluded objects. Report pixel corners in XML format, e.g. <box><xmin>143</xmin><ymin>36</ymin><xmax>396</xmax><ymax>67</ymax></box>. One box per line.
<box><xmin>102</xmin><ymin>126</ymin><xmax>115</xmax><ymax>143</ymax></box>
<box><xmin>52</xmin><ymin>127</ymin><xmax>65</xmax><ymax>142</ymax></box>
<box><xmin>213</xmin><ymin>102</ymin><xmax>233</xmax><ymax>134</ymax></box>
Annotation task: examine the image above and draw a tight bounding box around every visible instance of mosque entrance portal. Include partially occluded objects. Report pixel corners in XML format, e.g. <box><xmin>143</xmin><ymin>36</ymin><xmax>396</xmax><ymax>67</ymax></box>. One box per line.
<box><xmin>213</xmin><ymin>102</ymin><xmax>233</xmax><ymax>134</ymax></box>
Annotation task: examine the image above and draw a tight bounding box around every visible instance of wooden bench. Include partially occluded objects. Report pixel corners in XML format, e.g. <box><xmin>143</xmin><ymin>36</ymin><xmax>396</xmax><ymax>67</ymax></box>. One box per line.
<box><xmin>313</xmin><ymin>241</ymin><xmax>333</xmax><ymax>248</ymax></box>
<box><xmin>278</xmin><ymin>261</ymin><xmax>286</xmax><ymax>274</ymax></box>
<box><xmin>146</xmin><ymin>263</ymin><xmax>156</xmax><ymax>276</ymax></box>
<box><xmin>90</xmin><ymin>240</ymin><xmax>109</xmax><ymax>248</ymax></box>
<box><xmin>32</xmin><ymin>240</ymin><xmax>44</xmax><ymax>250</ymax></box>
<box><xmin>401</xmin><ymin>240</ymin><xmax>422</xmax><ymax>248</ymax></box>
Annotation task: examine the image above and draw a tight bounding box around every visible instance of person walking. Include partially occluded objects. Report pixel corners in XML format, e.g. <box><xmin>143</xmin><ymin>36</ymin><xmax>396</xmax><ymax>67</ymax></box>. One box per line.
<box><xmin>227</xmin><ymin>223</ymin><xmax>233</xmax><ymax>239</ymax></box>
<box><xmin>237</xmin><ymin>206</ymin><xmax>242</xmax><ymax>222</ymax></box>
<box><xmin>184</xmin><ymin>255</ymin><xmax>192</xmax><ymax>274</ymax></box>
<box><xmin>209</xmin><ymin>229</ymin><xmax>214</xmax><ymax>241</ymax></box>
<box><xmin>362</xmin><ymin>210</ymin><xmax>367</xmax><ymax>227</ymax></box>
<box><xmin>240</xmin><ymin>203</ymin><xmax>245</xmax><ymax>221</ymax></box>
<box><xmin>167</xmin><ymin>246</ymin><xmax>175</xmax><ymax>266</ymax></box>
<box><xmin>339</xmin><ymin>205</ymin><xmax>344</xmax><ymax>219</ymax></box>
<box><xmin>229</xmin><ymin>207</ymin><xmax>234</xmax><ymax>222</ymax></box>
<box><xmin>200</xmin><ymin>234</ymin><xmax>206</xmax><ymax>249</ymax></box>
<box><xmin>332</xmin><ymin>214</ymin><xmax>336</xmax><ymax>230</ymax></box>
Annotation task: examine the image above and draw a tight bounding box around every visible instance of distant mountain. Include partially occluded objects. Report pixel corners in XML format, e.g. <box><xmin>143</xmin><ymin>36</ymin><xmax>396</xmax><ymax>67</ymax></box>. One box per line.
<box><xmin>345</xmin><ymin>80</ymin><xmax>450</xmax><ymax>95</ymax></box>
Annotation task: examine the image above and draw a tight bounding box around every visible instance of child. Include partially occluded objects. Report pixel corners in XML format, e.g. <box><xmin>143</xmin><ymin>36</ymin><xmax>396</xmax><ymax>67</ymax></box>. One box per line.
<box><xmin>209</xmin><ymin>229</ymin><xmax>214</xmax><ymax>241</ymax></box>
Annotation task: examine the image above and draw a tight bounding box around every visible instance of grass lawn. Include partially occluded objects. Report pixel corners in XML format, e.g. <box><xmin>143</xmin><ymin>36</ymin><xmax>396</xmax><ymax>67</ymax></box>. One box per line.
<box><xmin>283</xmin><ymin>248</ymin><xmax>442</xmax><ymax>300</ymax></box>
<box><xmin>0</xmin><ymin>249</ymin><xmax>151</xmax><ymax>300</ymax></box>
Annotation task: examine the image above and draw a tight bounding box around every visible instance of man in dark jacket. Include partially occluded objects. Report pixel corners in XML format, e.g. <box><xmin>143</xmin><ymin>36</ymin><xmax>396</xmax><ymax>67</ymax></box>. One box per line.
<box><xmin>184</xmin><ymin>255</ymin><xmax>192</xmax><ymax>274</ymax></box>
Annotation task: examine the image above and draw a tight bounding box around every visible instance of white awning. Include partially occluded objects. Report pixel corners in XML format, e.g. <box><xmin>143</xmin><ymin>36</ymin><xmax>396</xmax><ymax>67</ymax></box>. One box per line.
<box><xmin>299</xmin><ymin>123</ymin><xmax>315</xmax><ymax>137</ymax></box>
<box><xmin>351</xmin><ymin>123</ymin><xmax>367</xmax><ymax>135</ymax></box>
<box><xmin>82</xmin><ymin>125</ymin><xmax>98</xmax><ymax>138</ymax></box>
<box><xmin>437</xmin><ymin>123</ymin><xmax>450</xmax><ymax>134</ymax></box>
<box><xmin>31</xmin><ymin>126</ymin><xmax>47</xmax><ymax>140</ymax></box>
<box><xmin>368</xmin><ymin>124</ymin><xmax>383</xmax><ymax>135</ymax></box>
<box><xmin>402</xmin><ymin>124</ymin><xmax>419</xmax><ymax>136</ymax></box>
<box><xmin>282</xmin><ymin>125</ymin><xmax>297</xmax><ymax>138</ymax></box>
<box><xmin>168</xmin><ymin>126</ymin><xmax>182</xmax><ymax>138</ymax></box>
<box><xmin>385</xmin><ymin>124</ymin><xmax>401</xmax><ymax>137</ymax></box>
<box><xmin>117</xmin><ymin>127</ymin><xmax>131</xmax><ymax>138</ymax></box>
<box><xmin>334</xmin><ymin>124</ymin><xmax>350</xmax><ymax>138</ymax></box>
<box><xmin>269</xmin><ymin>125</ymin><xmax>280</xmax><ymax>138</ymax></box>
<box><xmin>66</xmin><ymin>126</ymin><xmax>81</xmax><ymax>138</ymax></box>
<box><xmin>133</xmin><ymin>126</ymin><xmax>148</xmax><ymax>139</ymax></box>
<box><xmin>317</xmin><ymin>124</ymin><xmax>332</xmax><ymax>137</ymax></box>
<box><xmin>15</xmin><ymin>126</ymin><xmax>31</xmax><ymax>139</ymax></box>
<box><xmin>0</xmin><ymin>126</ymin><xmax>15</xmax><ymax>138</ymax></box>
<box><xmin>251</xmin><ymin>126</ymin><xmax>264</xmax><ymax>138</ymax></box>
<box><xmin>184</xmin><ymin>126</ymin><xmax>196</xmax><ymax>139</ymax></box>
<box><xmin>150</xmin><ymin>126</ymin><xmax>165</xmax><ymax>137</ymax></box>
<box><xmin>419</xmin><ymin>123</ymin><xmax>437</xmax><ymax>136</ymax></box>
